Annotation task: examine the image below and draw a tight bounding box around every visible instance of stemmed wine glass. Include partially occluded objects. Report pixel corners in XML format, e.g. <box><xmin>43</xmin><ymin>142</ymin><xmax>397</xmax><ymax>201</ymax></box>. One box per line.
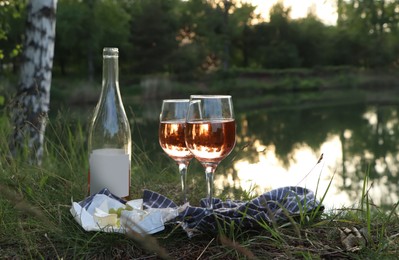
<box><xmin>159</xmin><ymin>99</ymin><xmax>194</xmax><ymax>204</ymax></box>
<box><xmin>185</xmin><ymin>95</ymin><xmax>236</xmax><ymax>210</ymax></box>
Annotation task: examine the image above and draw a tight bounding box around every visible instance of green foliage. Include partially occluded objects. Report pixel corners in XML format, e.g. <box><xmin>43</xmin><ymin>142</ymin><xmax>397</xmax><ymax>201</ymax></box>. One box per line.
<box><xmin>3</xmin><ymin>0</ymin><xmax>399</xmax><ymax>78</ymax></box>
<box><xmin>293</xmin><ymin>15</ymin><xmax>328</xmax><ymax>67</ymax></box>
<box><xmin>0</xmin><ymin>0</ymin><xmax>26</xmax><ymax>67</ymax></box>
<box><xmin>168</xmin><ymin>42</ymin><xmax>205</xmax><ymax>79</ymax></box>
<box><xmin>127</xmin><ymin>0</ymin><xmax>180</xmax><ymax>74</ymax></box>
<box><xmin>336</xmin><ymin>0</ymin><xmax>399</xmax><ymax>67</ymax></box>
<box><xmin>54</xmin><ymin>0</ymin><xmax>87</xmax><ymax>74</ymax></box>
<box><xmin>55</xmin><ymin>0</ymin><xmax>130</xmax><ymax>76</ymax></box>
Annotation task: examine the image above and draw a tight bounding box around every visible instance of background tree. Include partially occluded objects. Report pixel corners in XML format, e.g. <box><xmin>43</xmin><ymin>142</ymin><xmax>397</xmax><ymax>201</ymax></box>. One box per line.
<box><xmin>54</xmin><ymin>0</ymin><xmax>130</xmax><ymax>79</ymax></box>
<box><xmin>176</xmin><ymin>0</ymin><xmax>256</xmax><ymax>73</ymax></box>
<box><xmin>0</xmin><ymin>0</ymin><xmax>26</xmax><ymax>73</ymax></box>
<box><xmin>54</xmin><ymin>0</ymin><xmax>86</xmax><ymax>76</ymax></box>
<box><xmin>9</xmin><ymin>0</ymin><xmax>57</xmax><ymax>165</ymax></box>
<box><xmin>224</xmin><ymin>2</ymin><xmax>256</xmax><ymax>68</ymax></box>
<box><xmin>177</xmin><ymin>0</ymin><xmax>218</xmax><ymax>72</ymax></box>
<box><xmin>293</xmin><ymin>12</ymin><xmax>328</xmax><ymax>67</ymax></box>
<box><xmin>245</xmin><ymin>2</ymin><xmax>301</xmax><ymax>69</ymax></box>
<box><xmin>88</xmin><ymin>0</ymin><xmax>130</xmax><ymax>80</ymax></box>
<box><xmin>336</xmin><ymin>0</ymin><xmax>399</xmax><ymax>67</ymax></box>
<box><xmin>128</xmin><ymin>0</ymin><xmax>180</xmax><ymax>75</ymax></box>
<box><xmin>4</xmin><ymin>0</ymin><xmax>399</xmax><ymax>81</ymax></box>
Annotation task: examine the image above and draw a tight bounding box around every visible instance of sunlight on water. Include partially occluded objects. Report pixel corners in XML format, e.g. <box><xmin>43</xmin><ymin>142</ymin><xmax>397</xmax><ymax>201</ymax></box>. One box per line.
<box><xmin>215</xmin><ymin>133</ymin><xmax>398</xmax><ymax>210</ymax></box>
<box><xmin>214</xmin><ymin>135</ymin><xmax>349</xmax><ymax>209</ymax></box>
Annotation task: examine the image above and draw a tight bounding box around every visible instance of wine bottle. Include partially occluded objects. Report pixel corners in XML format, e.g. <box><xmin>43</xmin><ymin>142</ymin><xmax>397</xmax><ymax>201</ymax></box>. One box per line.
<box><xmin>88</xmin><ymin>47</ymin><xmax>132</xmax><ymax>198</ymax></box>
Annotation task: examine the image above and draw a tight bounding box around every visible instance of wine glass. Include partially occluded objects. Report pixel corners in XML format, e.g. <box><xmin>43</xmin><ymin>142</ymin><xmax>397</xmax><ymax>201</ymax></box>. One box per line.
<box><xmin>159</xmin><ymin>99</ymin><xmax>194</xmax><ymax>204</ymax></box>
<box><xmin>185</xmin><ymin>95</ymin><xmax>236</xmax><ymax>210</ymax></box>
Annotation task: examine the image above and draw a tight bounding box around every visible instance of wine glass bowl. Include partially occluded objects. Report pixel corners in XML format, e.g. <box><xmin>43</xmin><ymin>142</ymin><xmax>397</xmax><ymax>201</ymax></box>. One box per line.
<box><xmin>185</xmin><ymin>119</ymin><xmax>236</xmax><ymax>163</ymax></box>
<box><xmin>159</xmin><ymin>99</ymin><xmax>193</xmax><ymax>204</ymax></box>
<box><xmin>159</xmin><ymin>120</ymin><xmax>193</xmax><ymax>162</ymax></box>
<box><xmin>185</xmin><ymin>95</ymin><xmax>236</xmax><ymax>210</ymax></box>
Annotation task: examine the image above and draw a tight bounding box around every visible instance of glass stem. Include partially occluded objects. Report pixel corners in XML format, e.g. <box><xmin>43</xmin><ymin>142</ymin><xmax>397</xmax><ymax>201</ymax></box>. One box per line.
<box><xmin>178</xmin><ymin>162</ymin><xmax>189</xmax><ymax>204</ymax></box>
<box><xmin>205</xmin><ymin>164</ymin><xmax>217</xmax><ymax>210</ymax></box>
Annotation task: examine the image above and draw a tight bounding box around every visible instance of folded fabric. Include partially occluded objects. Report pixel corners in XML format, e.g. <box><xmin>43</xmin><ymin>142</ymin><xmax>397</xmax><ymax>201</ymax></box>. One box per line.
<box><xmin>143</xmin><ymin>186</ymin><xmax>323</xmax><ymax>236</ymax></box>
<box><xmin>78</xmin><ymin>188</ymin><xmax>126</xmax><ymax>210</ymax></box>
<box><xmin>74</xmin><ymin>187</ymin><xmax>323</xmax><ymax>237</ymax></box>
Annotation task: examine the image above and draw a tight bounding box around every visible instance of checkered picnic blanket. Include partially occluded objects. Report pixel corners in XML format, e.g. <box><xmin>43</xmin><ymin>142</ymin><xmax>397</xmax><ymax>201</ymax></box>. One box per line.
<box><xmin>80</xmin><ymin>187</ymin><xmax>323</xmax><ymax>236</ymax></box>
<box><xmin>142</xmin><ymin>186</ymin><xmax>323</xmax><ymax>235</ymax></box>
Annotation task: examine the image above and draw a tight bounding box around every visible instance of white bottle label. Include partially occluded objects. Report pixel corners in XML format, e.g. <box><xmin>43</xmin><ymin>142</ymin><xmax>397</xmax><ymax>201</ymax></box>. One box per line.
<box><xmin>89</xmin><ymin>148</ymin><xmax>130</xmax><ymax>197</ymax></box>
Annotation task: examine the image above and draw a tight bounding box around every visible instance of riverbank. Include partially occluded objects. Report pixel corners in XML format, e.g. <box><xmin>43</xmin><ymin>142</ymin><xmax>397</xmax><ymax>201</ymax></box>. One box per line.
<box><xmin>46</xmin><ymin>67</ymin><xmax>399</xmax><ymax>110</ymax></box>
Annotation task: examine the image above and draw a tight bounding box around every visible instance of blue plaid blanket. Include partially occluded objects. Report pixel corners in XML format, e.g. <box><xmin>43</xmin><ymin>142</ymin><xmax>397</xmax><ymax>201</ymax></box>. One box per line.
<box><xmin>80</xmin><ymin>187</ymin><xmax>323</xmax><ymax>235</ymax></box>
<box><xmin>142</xmin><ymin>186</ymin><xmax>323</xmax><ymax>235</ymax></box>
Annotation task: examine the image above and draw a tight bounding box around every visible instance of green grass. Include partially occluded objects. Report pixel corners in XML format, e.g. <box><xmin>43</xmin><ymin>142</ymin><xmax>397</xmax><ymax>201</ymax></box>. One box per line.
<box><xmin>1</xmin><ymin>112</ymin><xmax>399</xmax><ymax>259</ymax></box>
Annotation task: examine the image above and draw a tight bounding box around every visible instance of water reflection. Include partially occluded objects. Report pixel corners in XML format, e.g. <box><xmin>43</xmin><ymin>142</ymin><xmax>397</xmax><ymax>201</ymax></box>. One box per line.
<box><xmin>215</xmin><ymin>137</ymin><xmax>349</xmax><ymax>210</ymax></box>
<box><xmin>213</xmin><ymin>104</ymin><xmax>399</xmax><ymax>210</ymax></box>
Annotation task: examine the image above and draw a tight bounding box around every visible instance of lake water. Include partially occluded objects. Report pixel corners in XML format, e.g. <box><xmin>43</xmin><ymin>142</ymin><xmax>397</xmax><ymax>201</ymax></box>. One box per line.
<box><xmin>230</xmin><ymin>103</ymin><xmax>399</xmax><ymax>211</ymax></box>
<box><xmin>125</xmin><ymin>93</ymin><xmax>399</xmax><ymax>211</ymax></box>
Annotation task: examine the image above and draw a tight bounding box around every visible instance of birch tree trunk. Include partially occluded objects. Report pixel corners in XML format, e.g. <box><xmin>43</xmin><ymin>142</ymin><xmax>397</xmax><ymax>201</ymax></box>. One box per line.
<box><xmin>9</xmin><ymin>0</ymin><xmax>57</xmax><ymax>165</ymax></box>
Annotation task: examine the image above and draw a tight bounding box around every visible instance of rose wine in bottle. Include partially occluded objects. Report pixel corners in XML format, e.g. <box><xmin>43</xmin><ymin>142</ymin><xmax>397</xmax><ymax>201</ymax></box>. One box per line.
<box><xmin>88</xmin><ymin>47</ymin><xmax>132</xmax><ymax>198</ymax></box>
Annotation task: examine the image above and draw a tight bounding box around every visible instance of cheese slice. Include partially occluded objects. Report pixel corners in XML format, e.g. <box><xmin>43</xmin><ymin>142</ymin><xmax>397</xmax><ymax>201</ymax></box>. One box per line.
<box><xmin>93</xmin><ymin>208</ymin><xmax>118</xmax><ymax>227</ymax></box>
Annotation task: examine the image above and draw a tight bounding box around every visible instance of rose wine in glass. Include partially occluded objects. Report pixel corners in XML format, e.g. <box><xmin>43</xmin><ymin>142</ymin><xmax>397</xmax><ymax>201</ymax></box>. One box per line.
<box><xmin>159</xmin><ymin>99</ymin><xmax>193</xmax><ymax>204</ymax></box>
<box><xmin>185</xmin><ymin>95</ymin><xmax>236</xmax><ymax>210</ymax></box>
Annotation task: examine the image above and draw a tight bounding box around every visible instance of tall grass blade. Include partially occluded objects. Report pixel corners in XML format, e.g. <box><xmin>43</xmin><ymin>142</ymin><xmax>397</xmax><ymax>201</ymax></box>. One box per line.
<box><xmin>310</xmin><ymin>170</ymin><xmax>335</xmax><ymax>221</ymax></box>
<box><xmin>361</xmin><ymin>165</ymin><xmax>372</xmax><ymax>241</ymax></box>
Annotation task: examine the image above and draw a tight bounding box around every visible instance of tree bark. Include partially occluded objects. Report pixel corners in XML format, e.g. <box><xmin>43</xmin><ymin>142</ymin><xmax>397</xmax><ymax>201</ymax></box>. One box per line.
<box><xmin>9</xmin><ymin>0</ymin><xmax>57</xmax><ymax>165</ymax></box>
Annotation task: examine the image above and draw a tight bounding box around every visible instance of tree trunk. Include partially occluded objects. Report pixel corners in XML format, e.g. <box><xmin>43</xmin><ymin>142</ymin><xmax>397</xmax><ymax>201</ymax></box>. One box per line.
<box><xmin>9</xmin><ymin>0</ymin><xmax>57</xmax><ymax>165</ymax></box>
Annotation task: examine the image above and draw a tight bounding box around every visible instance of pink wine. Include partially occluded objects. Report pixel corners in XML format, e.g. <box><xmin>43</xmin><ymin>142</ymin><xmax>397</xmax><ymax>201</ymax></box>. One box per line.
<box><xmin>185</xmin><ymin>119</ymin><xmax>236</xmax><ymax>163</ymax></box>
<box><xmin>159</xmin><ymin>121</ymin><xmax>194</xmax><ymax>162</ymax></box>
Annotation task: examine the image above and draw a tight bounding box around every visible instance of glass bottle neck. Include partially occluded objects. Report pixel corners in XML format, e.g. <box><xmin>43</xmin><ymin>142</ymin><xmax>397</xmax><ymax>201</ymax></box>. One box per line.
<box><xmin>102</xmin><ymin>55</ymin><xmax>118</xmax><ymax>86</ymax></box>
